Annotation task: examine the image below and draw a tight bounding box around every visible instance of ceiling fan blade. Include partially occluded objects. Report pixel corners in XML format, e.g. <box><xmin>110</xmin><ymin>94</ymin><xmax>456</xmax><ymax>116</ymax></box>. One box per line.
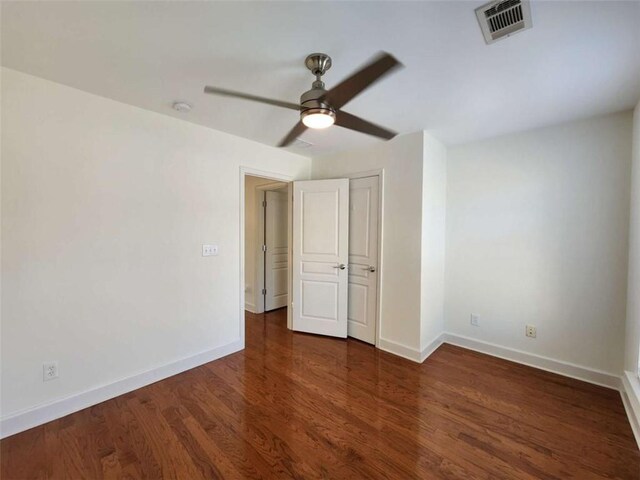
<box><xmin>321</xmin><ymin>52</ymin><xmax>402</xmax><ymax>110</ymax></box>
<box><xmin>278</xmin><ymin>121</ymin><xmax>307</xmax><ymax>147</ymax></box>
<box><xmin>335</xmin><ymin>110</ymin><xmax>397</xmax><ymax>140</ymax></box>
<box><xmin>204</xmin><ymin>86</ymin><xmax>300</xmax><ymax>111</ymax></box>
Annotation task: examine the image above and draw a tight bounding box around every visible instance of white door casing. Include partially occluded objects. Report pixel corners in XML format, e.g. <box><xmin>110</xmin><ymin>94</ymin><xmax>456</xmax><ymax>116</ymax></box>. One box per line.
<box><xmin>292</xmin><ymin>179</ymin><xmax>349</xmax><ymax>337</ymax></box>
<box><xmin>264</xmin><ymin>190</ymin><xmax>289</xmax><ymax>311</ymax></box>
<box><xmin>347</xmin><ymin>176</ymin><xmax>379</xmax><ymax>344</ymax></box>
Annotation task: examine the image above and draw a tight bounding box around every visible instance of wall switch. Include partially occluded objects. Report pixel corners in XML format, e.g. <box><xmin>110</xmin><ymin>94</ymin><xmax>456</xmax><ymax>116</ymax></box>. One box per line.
<box><xmin>470</xmin><ymin>314</ymin><xmax>480</xmax><ymax>327</ymax></box>
<box><xmin>43</xmin><ymin>361</ymin><xmax>58</xmax><ymax>381</ymax></box>
<box><xmin>526</xmin><ymin>325</ymin><xmax>537</xmax><ymax>338</ymax></box>
<box><xmin>202</xmin><ymin>244</ymin><xmax>218</xmax><ymax>257</ymax></box>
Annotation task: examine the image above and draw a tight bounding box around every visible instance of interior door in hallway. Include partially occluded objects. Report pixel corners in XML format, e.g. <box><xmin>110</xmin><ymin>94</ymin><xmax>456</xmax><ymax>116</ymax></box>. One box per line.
<box><xmin>348</xmin><ymin>175</ymin><xmax>379</xmax><ymax>344</ymax></box>
<box><xmin>292</xmin><ymin>179</ymin><xmax>349</xmax><ymax>337</ymax></box>
<box><xmin>264</xmin><ymin>189</ymin><xmax>288</xmax><ymax>311</ymax></box>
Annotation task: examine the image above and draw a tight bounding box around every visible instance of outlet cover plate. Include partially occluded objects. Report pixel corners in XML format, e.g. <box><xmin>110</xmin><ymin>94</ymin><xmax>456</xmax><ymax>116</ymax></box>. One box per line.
<box><xmin>470</xmin><ymin>314</ymin><xmax>480</xmax><ymax>327</ymax></box>
<box><xmin>43</xmin><ymin>361</ymin><xmax>59</xmax><ymax>381</ymax></box>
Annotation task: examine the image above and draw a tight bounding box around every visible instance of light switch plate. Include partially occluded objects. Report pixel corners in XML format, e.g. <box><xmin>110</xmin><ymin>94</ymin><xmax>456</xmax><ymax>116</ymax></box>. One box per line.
<box><xmin>202</xmin><ymin>244</ymin><xmax>218</xmax><ymax>256</ymax></box>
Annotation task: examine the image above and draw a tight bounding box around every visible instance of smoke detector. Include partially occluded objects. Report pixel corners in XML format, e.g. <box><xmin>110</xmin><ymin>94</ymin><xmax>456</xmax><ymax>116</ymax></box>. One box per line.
<box><xmin>476</xmin><ymin>0</ymin><xmax>532</xmax><ymax>44</ymax></box>
<box><xmin>172</xmin><ymin>102</ymin><xmax>192</xmax><ymax>113</ymax></box>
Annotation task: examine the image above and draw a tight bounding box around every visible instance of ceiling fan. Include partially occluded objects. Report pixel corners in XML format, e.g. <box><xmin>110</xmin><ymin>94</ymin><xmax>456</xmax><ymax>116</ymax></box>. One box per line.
<box><xmin>203</xmin><ymin>52</ymin><xmax>403</xmax><ymax>147</ymax></box>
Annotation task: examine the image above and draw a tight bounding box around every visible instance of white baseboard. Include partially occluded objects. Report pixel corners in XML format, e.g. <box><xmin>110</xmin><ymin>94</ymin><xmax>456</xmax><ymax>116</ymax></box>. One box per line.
<box><xmin>378</xmin><ymin>337</ymin><xmax>422</xmax><ymax>362</ymax></box>
<box><xmin>379</xmin><ymin>332</ymin><xmax>620</xmax><ymax>390</ymax></box>
<box><xmin>442</xmin><ymin>333</ymin><xmax>620</xmax><ymax>390</ymax></box>
<box><xmin>0</xmin><ymin>339</ymin><xmax>243</xmax><ymax>439</ymax></box>
<box><xmin>420</xmin><ymin>334</ymin><xmax>445</xmax><ymax>362</ymax></box>
<box><xmin>621</xmin><ymin>371</ymin><xmax>640</xmax><ymax>449</ymax></box>
<box><xmin>244</xmin><ymin>302</ymin><xmax>256</xmax><ymax>313</ymax></box>
<box><xmin>378</xmin><ymin>335</ymin><xmax>444</xmax><ymax>363</ymax></box>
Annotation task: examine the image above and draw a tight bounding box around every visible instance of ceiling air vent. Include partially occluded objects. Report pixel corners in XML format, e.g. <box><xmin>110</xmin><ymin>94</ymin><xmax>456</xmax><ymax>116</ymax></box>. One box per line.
<box><xmin>476</xmin><ymin>0</ymin><xmax>532</xmax><ymax>44</ymax></box>
<box><xmin>291</xmin><ymin>138</ymin><xmax>313</xmax><ymax>149</ymax></box>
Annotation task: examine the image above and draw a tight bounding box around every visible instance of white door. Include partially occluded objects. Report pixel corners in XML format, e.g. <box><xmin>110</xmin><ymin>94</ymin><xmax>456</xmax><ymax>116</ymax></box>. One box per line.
<box><xmin>292</xmin><ymin>179</ymin><xmax>349</xmax><ymax>337</ymax></box>
<box><xmin>264</xmin><ymin>190</ymin><xmax>289</xmax><ymax>311</ymax></box>
<box><xmin>347</xmin><ymin>176</ymin><xmax>379</xmax><ymax>344</ymax></box>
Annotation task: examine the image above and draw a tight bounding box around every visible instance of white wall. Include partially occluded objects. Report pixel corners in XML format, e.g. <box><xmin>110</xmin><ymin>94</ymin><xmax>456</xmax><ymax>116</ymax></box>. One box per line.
<box><xmin>420</xmin><ymin>134</ymin><xmax>447</xmax><ymax>354</ymax></box>
<box><xmin>625</xmin><ymin>101</ymin><xmax>640</xmax><ymax>373</ymax></box>
<box><xmin>0</xmin><ymin>68</ymin><xmax>310</xmax><ymax>421</ymax></box>
<box><xmin>243</xmin><ymin>175</ymin><xmax>279</xmax><ymax>313</ymax></box>
<box><xmin>445</xmin><ymin>111</ymin><xmax>633</xmax><ymax>375</ymax></box>
<box><xmin>312</xmin><ymin>132</ymin><xmax>425</xmax><ymax>355</ymax></box>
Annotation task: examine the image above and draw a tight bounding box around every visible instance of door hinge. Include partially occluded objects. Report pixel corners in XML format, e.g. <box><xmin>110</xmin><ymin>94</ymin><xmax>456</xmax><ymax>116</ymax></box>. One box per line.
<box><xmin>262</xmin><ymin>288</ymin><xmax>266</xmax><ymax>295</ymax></box>
<box><xmin>262</xmin><ymin>200</ymin><xmax>267</xmax><ymax>207</ymax></box>
<box><xmin>262</xmin><ymin>245</ymin><xmax>267</xmax><ymax>252</ymax></box>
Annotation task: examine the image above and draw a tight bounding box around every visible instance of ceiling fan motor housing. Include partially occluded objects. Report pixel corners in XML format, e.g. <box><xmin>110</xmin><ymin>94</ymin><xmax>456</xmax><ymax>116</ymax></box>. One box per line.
<box><xmin>300</xmin><ymin>88</ymin><xmax>336</xmax><ymax>123</ymax></box>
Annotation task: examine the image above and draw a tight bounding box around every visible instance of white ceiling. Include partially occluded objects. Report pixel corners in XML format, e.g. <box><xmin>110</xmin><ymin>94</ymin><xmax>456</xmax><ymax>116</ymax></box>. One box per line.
<box><xmin>2</xmin><ymin>1</ymin><xmax>639</xmax><ymax>156</ymax></box>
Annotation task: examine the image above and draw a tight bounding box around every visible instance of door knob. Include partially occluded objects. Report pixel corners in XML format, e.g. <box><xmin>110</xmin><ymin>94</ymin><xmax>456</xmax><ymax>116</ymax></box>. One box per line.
<box><xmin>365</xmin><ymin>265</ymin><xmax>376</xmax><ymax>272</ymax></box>
<box><xmin>333</xmin><ymin>263</ymin><xmax>347</xmax><ymax>270</ymax></box>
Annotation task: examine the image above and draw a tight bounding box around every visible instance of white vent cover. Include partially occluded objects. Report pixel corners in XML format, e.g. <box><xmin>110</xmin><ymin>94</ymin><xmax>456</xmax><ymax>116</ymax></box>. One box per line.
<box><xmin>291</xmin><ymin>138</ymin><xmax>313</xmax><ymax>149</ymax></box>
<box><xmin>476</xmin><ymin>0</ymin><xmax>532</xmax><ymax>44</ymax></box>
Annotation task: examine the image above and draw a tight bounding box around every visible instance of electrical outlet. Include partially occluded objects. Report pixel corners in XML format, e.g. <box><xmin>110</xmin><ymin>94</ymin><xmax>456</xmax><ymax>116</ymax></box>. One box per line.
<box><xmin>470</xmin><ymin>314</ymin><xmax>480</xmax><ymax>327</ymax></box>
<box><xmin>43</xmin><ymin>361</ymin><xmax>59</xmax><ymax>381</ymax></box>
<box><xmin>526</xmin><ymin>325</ymin><xmax>537</xmax><ymax>338</ymax></box>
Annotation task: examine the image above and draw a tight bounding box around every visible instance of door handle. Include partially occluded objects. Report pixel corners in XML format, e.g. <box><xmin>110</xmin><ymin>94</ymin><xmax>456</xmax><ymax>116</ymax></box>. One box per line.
<box><xmin>333</xmin><ymin>263</ymin><xmax>347</xmax><ymax>270</ymax></box>
<box><xmin>364</xmin><ymin>265</ymin><xmax>376</xmax><ymax>272</ymax></box>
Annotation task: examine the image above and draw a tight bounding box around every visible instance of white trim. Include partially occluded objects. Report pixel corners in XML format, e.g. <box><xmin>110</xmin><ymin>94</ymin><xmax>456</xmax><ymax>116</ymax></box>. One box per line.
<box><xmin>442</xmin><ymin>333</ymin><xmax>621</xmax><ymax>390</ymax></box>
<box><xmin>287</xmin><ymin>181</ymin><xmax>293</xmax><ymax>330</ymax></box>
<box><xmin>420</xmin><ymin>334</ymin><xmax>445</xmax><ymax>363</ymax></box>
<box><xmin>0</xmin><ymin>339</ymin><xmax>243</xmax><ymax>439</ymax></box>
<box><xmin>378</xmin><ymin>334</ymin><xmax>444</xmax><ymax>364</ymax></box>
<box><xmin>244</xmin><ymin>301</ymin><xmax>257</xmax><ymax>313</ymax></box>
<box><xmin>378</xmin><ymin>337</ymin><xmax>423</xmax><ymax>362</ymax></box>
<box><xmin>621</xmin><ymin>371</ymin><xmax>640</xmax><ymax>449</ymax></box>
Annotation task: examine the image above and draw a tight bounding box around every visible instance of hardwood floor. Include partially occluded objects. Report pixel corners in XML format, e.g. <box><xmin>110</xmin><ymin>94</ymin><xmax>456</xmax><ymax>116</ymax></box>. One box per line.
<box><xmin>2</xmin><ymin>308</ymin><xmax>639</xmax><ymax>479</ymax></box>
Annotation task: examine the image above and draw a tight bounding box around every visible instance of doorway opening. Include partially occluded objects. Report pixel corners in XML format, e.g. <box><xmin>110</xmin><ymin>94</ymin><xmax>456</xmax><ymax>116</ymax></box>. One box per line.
<box><xmin>243</xmin><ymin>173</ymin><xmax>292</xmax><ymax>341</ymax></box>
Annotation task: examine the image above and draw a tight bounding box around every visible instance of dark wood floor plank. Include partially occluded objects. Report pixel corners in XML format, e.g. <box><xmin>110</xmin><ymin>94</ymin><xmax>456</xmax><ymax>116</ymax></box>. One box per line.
<box><xmin>102</xmin><ymin>395</ymin><xmax>163</xmax><ymax>479</ymax></box>
<box><xmin>126</xmin><ymin>396</ymin><xmax>203</xmax><ymax>479</ymax></box>
<box><xmin>168</xmin><ymin>372</ymin><xmax>293</xmax><ymax>479</ymax></box>
<box><xmin>2</xmin><ymin>308</ymin><xmax>639</xmax><ymax>479</ymax></box>
<box><xmin>1</xmin><ymin>426</ymin><xmax>50</xmax><ymax>479</ymax></box>
<box><xmin>205</xmin><ymin>356</ymin><xmax>423</xmax><ymax>479</ymax></box>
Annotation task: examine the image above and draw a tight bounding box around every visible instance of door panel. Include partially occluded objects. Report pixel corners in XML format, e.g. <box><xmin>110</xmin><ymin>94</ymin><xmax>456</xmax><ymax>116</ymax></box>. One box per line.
<box><xmin>348</xmin><ymin>176</ymin><xmax>379</xmax><ymax>344</ymax></box>
<box><xmin>293</xmin><ymin>179</ymin><xmax>349</xmax><ymax>337</ymax></box>
<box><xmin>302</xmin><ymin>190</ymin><xmax>340</xmax><ymax>255</ymax></box>
<box><xmin>265</xmin><ymin>190</ymin><xmax>288</xmax><ymax>311</ymax></box>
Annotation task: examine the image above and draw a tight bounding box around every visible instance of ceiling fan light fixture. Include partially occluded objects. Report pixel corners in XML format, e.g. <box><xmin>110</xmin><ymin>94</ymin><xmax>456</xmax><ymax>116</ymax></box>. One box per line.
<box><xmin>301</xmin><ymin>108</ymin><xmax>336</xmax><ymax>129</ymax></box>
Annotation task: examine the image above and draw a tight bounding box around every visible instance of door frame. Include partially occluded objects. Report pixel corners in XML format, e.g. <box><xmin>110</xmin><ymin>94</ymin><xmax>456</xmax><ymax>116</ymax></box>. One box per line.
<box><xmin>239</xmin><ymin>167</ymin><xmax>293</xmax><ymax>346</ymax></box>
<box><xmin>344</xmin><ymin>169</ymin><xmax>384</xmax><ymax>348</ymax></box>
<box><xmin>254</xmin><ymin>181</ymin><xmax>288</xmax><ymax>314</ymax></box>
